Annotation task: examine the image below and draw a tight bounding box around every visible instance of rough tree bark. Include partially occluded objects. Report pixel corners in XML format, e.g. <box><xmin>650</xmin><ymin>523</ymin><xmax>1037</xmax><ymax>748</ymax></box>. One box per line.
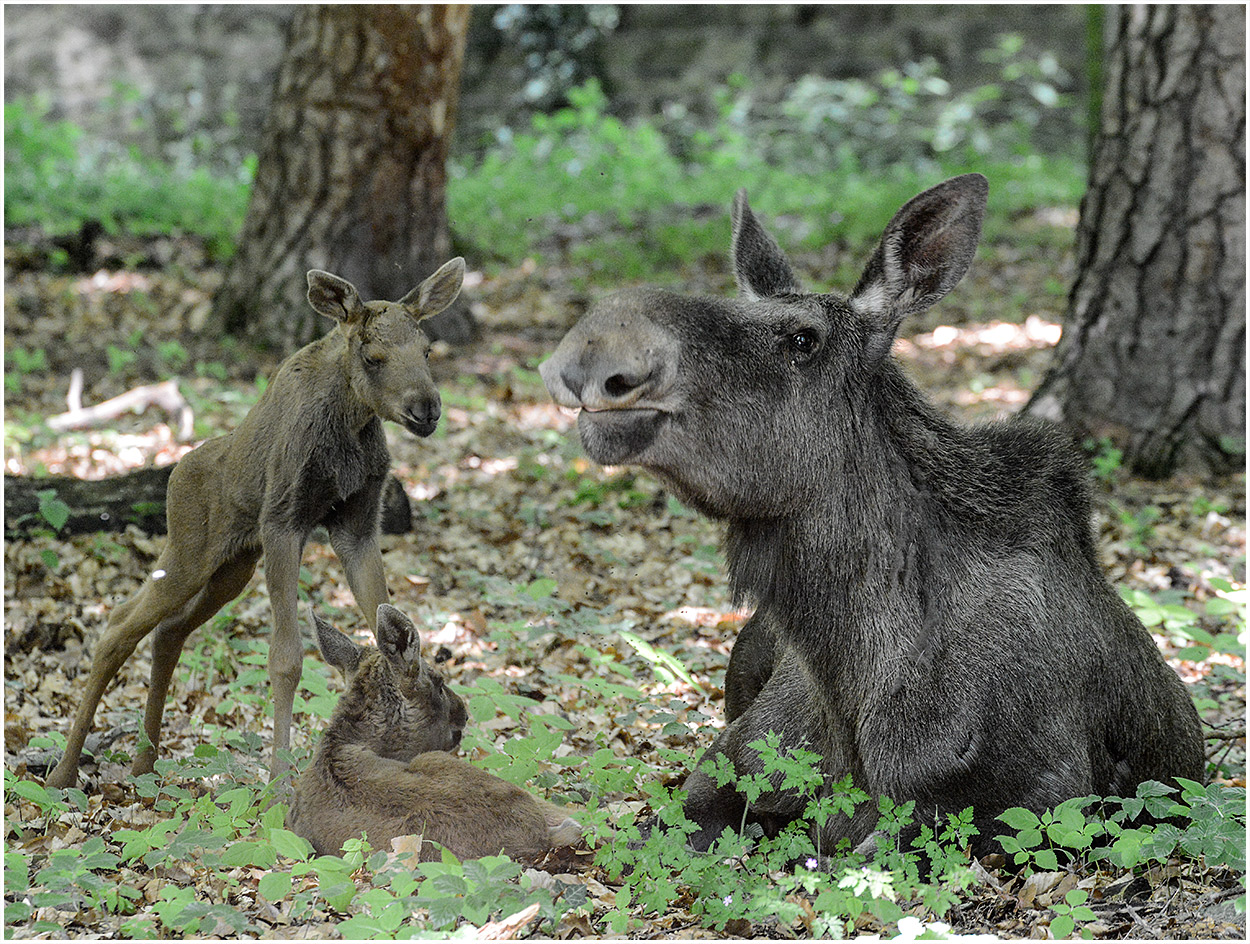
<box><xmin>211</xmin><ymin>5</ymin><xmax>474</xmax><ymax>352</ymax></box>
<box><xmin>1026</xmin><ymin>5</ymin><xmax>1245</xmax><ymax>477</ymax></box>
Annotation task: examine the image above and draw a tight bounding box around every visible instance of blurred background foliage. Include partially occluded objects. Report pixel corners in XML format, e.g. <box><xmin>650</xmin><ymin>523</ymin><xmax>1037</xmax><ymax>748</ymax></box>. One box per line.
<box><xmin>4</xmin><ymin>5</ymin><xmax>1087</xmax><ymax>283</ymax></box>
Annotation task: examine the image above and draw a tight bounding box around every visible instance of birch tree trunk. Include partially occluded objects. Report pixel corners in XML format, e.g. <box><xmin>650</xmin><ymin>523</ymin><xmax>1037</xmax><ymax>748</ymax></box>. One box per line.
<box><xmin>211</xmin><ymin>5</ymin><xmax>473</xmax><ymax>352</ymax></box>
<box><xmin>1026</xmin><ymin>5</ymin><xmax>1245</xmax><ymax>477</ymax></box>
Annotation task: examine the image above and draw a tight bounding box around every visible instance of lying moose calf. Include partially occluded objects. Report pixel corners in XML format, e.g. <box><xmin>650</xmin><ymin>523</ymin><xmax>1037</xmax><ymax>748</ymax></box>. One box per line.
<box><xmin>290</xmin><ymin>605</ymin><xmax>581</xmax><ymax>860</ymax></box>
<box><xmin>541</xmin><ymin>174</ymin><xmax>1205</xmax><ymax>855</ymax></box>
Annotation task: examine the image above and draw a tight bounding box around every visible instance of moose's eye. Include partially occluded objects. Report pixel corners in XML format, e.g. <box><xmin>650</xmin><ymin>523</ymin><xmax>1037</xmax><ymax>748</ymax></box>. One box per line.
<box><xmin>788</xmin><ymin>331</ymin><xmax>820</xmax><ymax>356</ymax></box>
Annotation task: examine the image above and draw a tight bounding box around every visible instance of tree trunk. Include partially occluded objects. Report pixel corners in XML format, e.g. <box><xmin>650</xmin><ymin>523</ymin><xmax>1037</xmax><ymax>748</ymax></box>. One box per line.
<box><xmin>1026</xmin><ymin>5</ymin><xmax>1245</xmax><ymax>478</ymax></box>
<box><xmin>211</xmin><ymin>4</ymin><xmax>474</xmax><ymax>352</ymax></box>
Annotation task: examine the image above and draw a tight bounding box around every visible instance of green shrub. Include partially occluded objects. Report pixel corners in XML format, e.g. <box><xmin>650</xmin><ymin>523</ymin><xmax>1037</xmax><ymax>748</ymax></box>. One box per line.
<box><xmin>450</xmin><ymin>35</ymin><xmax>1086</xmax><ymax>279</ymax></box>
<box><xmin>4</xmin><ymin>97</ymin><xmax>251</xmax><ymax>259</ymax></box>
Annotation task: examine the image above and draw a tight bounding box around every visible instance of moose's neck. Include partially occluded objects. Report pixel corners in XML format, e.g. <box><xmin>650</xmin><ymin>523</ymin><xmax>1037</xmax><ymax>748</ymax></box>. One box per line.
<box><xmin>303</xmin><ymin>329</ymin><xmax>377</xmax><ymax>435</ymax></box>
<box><xmin>723</xmin><ymin>360</ymin><xmax>969</xmax><ymax>690</ymax></box>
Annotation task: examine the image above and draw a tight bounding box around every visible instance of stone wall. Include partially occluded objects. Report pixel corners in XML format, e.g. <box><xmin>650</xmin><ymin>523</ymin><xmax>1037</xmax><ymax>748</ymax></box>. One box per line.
<box><xmin>4</xmin><ymin>4</ymin><xmax>1086</xmax><ymax>160</ymax></box>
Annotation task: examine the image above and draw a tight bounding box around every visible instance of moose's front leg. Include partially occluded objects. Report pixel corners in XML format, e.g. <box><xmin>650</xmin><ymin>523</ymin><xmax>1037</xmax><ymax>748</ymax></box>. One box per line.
<box><xmin>684</xmin><ymin>651</ymin><xmax>850</xmax><ymax>851</ymax></box>
<box><xmin>327</xmin><ymin>481</ymin><xmax>390</xmax><ymax>631</ymax></box>
<box><xmin>261</xmin><ymin>530</ymin><xmax>307</xmax><ymax>784</ymax></box>
<box><xmin>329</xmin><ymin>531</ymin><xmax>389</xmax><ymax>633</ymax></box>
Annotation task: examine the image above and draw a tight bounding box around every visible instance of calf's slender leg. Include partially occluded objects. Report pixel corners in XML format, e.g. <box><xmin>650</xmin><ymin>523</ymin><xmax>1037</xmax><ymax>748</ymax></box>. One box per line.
<box><xmin>44</xmin><ymin>553</ymin><xmax>210</xmax><ymax>789</ymax></box>
<box><xmin>261</xmin><ymin>531</ymin><xmax>307</xmax><ymax>783</ymax></box>
<box><xmin>133</xmin><ymin>550</ymin><xmax>262</xmax><ymax>775</ymax></box>
<box><xmin>329</xmin><ymin>527</ymin><xmax>389</xmax><ymax>631</ymax></box>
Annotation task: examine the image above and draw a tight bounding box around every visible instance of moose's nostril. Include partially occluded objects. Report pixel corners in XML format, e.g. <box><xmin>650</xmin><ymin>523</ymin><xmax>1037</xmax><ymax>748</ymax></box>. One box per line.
<box><xmin>412</xmin><ymin>399</ymin><xmax>439</xmax><ymax>423</ymax></box>
<box><xmin>604</xmin><ymin>370</ymin><xmax>647</xmax><ymax>399</ymax></box>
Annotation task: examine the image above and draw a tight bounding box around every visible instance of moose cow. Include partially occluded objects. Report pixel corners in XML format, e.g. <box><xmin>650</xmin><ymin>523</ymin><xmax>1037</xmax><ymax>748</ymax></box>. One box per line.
<box><xmin>45</xmin><ymin>260</ymin><xmax>464</xmax><ymax>790</ymax></box>
<box><xmin>540</xmin><ymin>174</ymin><xmax>1204</xmax><ymax>854</ymax></box>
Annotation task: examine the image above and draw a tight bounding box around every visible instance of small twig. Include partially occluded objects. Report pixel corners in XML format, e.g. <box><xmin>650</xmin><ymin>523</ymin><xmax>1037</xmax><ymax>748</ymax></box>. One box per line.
<box><xmin>969</xmin><ymin>856</ymin><xmax>1015</xmax><ymax>900</ymax></box>
<box><xmin>1121</xmin><ymin>901</ymin><xmax>1160</xmax><ymax>938</ymax></box>
<box><xmin>1204</xmin><ymin>730</ymin><xmax>1245</xmax><ymax>741</ymax></box>
<box><xmin>1204</xmin><ymin>885</ymin><xmax>1245</xmax><ymax>905</ymax></box>
<box><xmin>67</xmin><ymin>368</ymin><xmax>84</xmax><ymax>412</ymax></box>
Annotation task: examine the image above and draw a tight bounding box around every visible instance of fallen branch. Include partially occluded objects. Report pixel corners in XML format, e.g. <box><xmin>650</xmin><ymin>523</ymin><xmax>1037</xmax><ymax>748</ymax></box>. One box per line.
<box><xmin>47</xmin><ymin>370</ymin><xmax>194</xmax><ymax>440</ymax></box>
<box><xmin>4</xmin><ymin>467</ymin><xmax>174</xmax><ymax>536</ymax></box>
<box><xmin>4</xmin><ymin>468</ymin><xmax>413</xmax><ymax>537</ymax></box>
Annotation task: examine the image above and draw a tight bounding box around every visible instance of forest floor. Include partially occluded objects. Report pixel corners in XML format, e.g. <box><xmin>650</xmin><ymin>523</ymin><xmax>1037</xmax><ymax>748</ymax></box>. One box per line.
<box><xmin>4</xmin><ymin>230</ymin><xmax>1246</xmax><ymax>939</ymax></box>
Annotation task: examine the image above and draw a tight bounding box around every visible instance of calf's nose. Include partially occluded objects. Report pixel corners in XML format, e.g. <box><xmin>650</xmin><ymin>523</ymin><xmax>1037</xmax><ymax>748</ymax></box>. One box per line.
<box><xmin>412</xmin><ymin>396</ymin><xmax>440</xmax><ymax>425</ymax></box>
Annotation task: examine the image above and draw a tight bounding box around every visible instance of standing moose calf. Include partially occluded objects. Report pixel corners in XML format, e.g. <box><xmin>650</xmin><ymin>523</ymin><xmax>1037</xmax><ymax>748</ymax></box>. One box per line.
<box><xmin>541</xmin><ymin>175</ymin><xmax>1204</xmax><ymax>854</ymax></box>
<box><xmin>45</xmin><ymin>259</ymin><xmax>464</xmax><ymax>790</ymax></box>
<box><xmin>291</xmin><ymin>605</ymin><xmax>581</xmax><ymax>860</ymax></box>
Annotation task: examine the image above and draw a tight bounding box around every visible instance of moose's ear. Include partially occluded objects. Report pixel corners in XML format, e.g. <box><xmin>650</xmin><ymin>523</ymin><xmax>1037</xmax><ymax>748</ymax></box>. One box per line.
<box><xmin>375</xmin><ymin>604</ymin><xmax>425</xmax><ymax>672</ymax></box>
<box><xmin>400</xmin><ymin>257</ymin><xmax>465</xmax><ymax>322</ymax></box>
<box><xmin>307</xmin><ymin>270</ymin><xmax>366</xmax><ymax>323</ymax></box>
<box><xmin>311</xmin><ymin>609</ymin><xmax>362</xmax><ymax>676</ymax></box>
<box><xmin>731</xmin><ymin>190</ymin><xmax>802</xmax><ymax>300</ymax></box>
<box><xmin>850</xmin><ymin>174</ymin><xmax>987</xmax><ymax>362</ymax></box>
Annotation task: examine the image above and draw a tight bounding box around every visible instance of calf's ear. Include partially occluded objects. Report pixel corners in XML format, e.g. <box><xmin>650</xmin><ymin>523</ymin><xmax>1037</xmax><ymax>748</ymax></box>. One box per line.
<box><xmin>731</xmin><ymin>190</ymin><xmax>802</xmax><ymax>300</ymax></box>
<box><xmin>307</xmin><ymin>270</ymin><xmax>365</xmax><ymax>323</ymax></box>
<box><xmin>401</xmin><ymin>257</ymin><xmax>465</xmax><ymax>321</ymax></box>
<box><xmin>311</xmin><ymin>609</ymin><xmax>362</xmax><ymax>676</ymax></box>
<box><xmin>375</xmin><ymin>604</ymin><xmax>426</xmax><ymax>674</ymax></box>
<box><xmin>851</xmin><ymin>173</ymin><xmax>987</xmax><ymax>362</ymax></box>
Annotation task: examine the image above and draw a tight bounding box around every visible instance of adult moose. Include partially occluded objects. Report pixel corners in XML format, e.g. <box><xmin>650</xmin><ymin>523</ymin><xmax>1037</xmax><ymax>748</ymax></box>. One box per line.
<box><xmin>541</xmin><ymin>175</ymin><xmax>1204</xmax><ymax>854</ymax></box>
<box><xmin>45</xmin><ymin>259</ymin><xmax>464</xmax><ymax>790</ymax></box>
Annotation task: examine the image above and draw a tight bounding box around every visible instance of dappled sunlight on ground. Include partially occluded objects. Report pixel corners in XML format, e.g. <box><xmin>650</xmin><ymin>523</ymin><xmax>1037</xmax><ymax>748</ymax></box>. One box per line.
<box><xmin>909</xmin><ymin>314</ymin><xmax>1062</xmax><ymax>352</ymax></box>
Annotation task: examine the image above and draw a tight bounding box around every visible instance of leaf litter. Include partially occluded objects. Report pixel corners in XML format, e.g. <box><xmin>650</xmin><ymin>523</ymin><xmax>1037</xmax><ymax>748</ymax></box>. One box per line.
<box><xmin>4</xmin><ymin>243</ymin><xmax>1245</xmax><ymax>939</ymax></box>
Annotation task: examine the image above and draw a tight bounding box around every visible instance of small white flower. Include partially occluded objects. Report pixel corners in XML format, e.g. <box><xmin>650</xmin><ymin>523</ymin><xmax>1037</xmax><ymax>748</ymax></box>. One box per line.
<box><xmin>805</xmin><ymin>856</ymin><xmax>819</xmax><ymax>869</ymax></box>
<box><xmin>722</xmin><ymin>894</ymin><xmax>733</xmax><ymax>906</ymax></box>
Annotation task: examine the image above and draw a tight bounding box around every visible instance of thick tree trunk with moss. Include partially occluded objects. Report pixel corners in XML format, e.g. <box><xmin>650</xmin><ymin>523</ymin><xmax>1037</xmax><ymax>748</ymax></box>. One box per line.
<box><xmin>1027</xmin><ymin>5</ymin><xmax>1245</xmax><ymax>477</ymax></box>
<box><xmin>211</xmin><ymin>4</ymin><xmax>473</xmax><ymax>352</ymax></box>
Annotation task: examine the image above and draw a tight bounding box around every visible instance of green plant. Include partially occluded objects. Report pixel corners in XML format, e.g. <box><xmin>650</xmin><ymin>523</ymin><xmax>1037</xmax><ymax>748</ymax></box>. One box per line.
<box><xmin>1114</xmin><ymin>502</ymin><xmax>1162</xmax><ymax>556</ymax></box>
<box><xmin>4</xmin><ymin>97</ymin><xmax>251</xmax><ymax>258</ymax></box>
<box><xmin>19</xmin><ymin>487</ymin><xmax>73</xmax><ymax>570</ymax></box>
<box><xmin>106</xmin><ymin>343</ymin><xmax>139</xmax><ymax>374</ymax></box>
<box><xmin>1048</xmin><ymin>888</ymin><xmax>1097</xmax><ymax>939</ymax></box>
<box><xmin>996</xmin><ymin>795</ymin><xmax>1104</xmax><ymax>872</ymax></box>
<box><xmin>157</xmin><ymin>339</ymin><xmax>190</xmax><ymax>371</ymax></box>
<box><xmin>590</xmin><ymin>730</ymin><xmax>983</xmax><ymax>937</ymax></box>
<box><xmin>993</xmin><ymin>779</ymin><xmax>1247</xmax><ymax>892</ymax></box>
<box><xmin>4</xmin><ymin>346</ymin><xmax>48</xmax><ymax>395</ymax></box>
<box><xmin>449</xmin><ymin>59</ymin><xmax>1085</xmax><ymax>280</ymax></box>
<box><xmin>749</xmin><ymin>32</ymin><xmax>1076</xmax><ymax>176</ymax></box>
<box><xmin>1121</xmin><ymin>585</ymin><xmax>1245</xmax><ymax>665</ymax></box>
<box><xmin>1084</xmin><ymin>436</ymin><xmax>1123</xmax><ymax>485</ymax></box>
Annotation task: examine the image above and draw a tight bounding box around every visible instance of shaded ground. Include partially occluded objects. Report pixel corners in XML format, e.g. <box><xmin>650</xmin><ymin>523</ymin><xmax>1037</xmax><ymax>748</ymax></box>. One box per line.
<box><xmin>4</xmin><ymin>232</ymin><xmax>1246</xmax><ymax>939</ymax></box>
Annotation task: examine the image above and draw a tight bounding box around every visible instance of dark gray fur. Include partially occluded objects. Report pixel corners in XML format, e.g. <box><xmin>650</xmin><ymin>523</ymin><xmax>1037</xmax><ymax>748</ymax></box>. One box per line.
<box><xmin>540</xmin><ymin>175</ymin><xmax>1204</xmax><ymax>855</ymax></box>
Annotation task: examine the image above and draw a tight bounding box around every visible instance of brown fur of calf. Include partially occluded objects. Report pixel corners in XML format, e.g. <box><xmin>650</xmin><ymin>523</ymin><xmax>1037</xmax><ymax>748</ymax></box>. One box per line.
<box><xmin>290</xmin><ymin>604</ymin><xmax>580</xmax><ymax>860</ymax></box>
